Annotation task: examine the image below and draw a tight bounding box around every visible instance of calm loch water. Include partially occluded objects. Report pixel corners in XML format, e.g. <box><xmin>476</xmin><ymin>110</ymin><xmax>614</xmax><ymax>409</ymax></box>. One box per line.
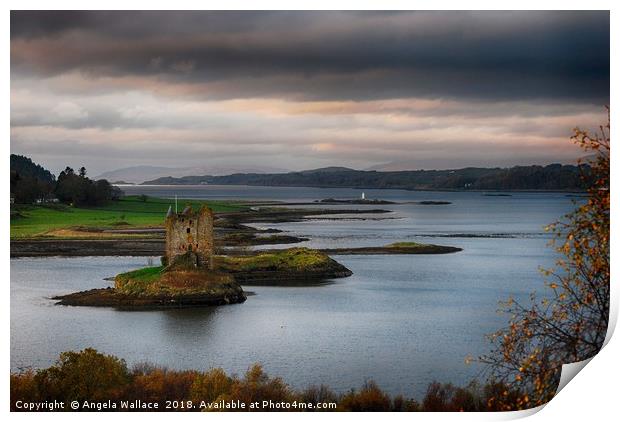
<box><xmin>11</xmin><ymin>186</ymin><xmax>578</xmax><ymax>397</ymax></box>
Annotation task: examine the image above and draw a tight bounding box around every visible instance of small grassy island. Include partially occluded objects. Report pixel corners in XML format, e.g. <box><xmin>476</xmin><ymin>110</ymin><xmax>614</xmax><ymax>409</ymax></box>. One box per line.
<box><xmin>321</xmin><ymin>241</ymin><xmax>462</xmax><ymax>255</ymax></box>
<box><xmin>215</xmin><ymin>247</ymin><xmax>352</xmax><ymax>284</ymax></box>
<box><xmin>53</xmin><ymin>248</ymin><xmax>352</xmax><ymax>308</ymax></box>
<box><xmin>54</xmin><ymin>262</ymin><xmax>246</xmax><ymax>309</ymax></box>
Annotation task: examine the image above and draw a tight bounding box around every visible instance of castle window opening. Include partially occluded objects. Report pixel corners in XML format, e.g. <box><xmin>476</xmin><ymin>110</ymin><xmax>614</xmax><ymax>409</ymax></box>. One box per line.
<box><xmin>187</xmin><ymin>228</ymin><xmax>191</xmax><ymax>233</ymax></box>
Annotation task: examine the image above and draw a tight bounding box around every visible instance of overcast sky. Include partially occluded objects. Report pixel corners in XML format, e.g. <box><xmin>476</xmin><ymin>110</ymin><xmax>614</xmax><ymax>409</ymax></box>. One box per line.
<box><xmin>10</xmin><ymin>11</ymin><xmax>610</xmax><ymax>176</ymax></box>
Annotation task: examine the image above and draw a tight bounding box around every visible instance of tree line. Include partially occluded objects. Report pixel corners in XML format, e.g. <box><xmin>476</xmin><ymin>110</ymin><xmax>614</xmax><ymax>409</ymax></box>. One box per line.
<box><xmin>10</xmin><ymin>154</ymin><xmax>121</xmax><ymax>206</ymax></box>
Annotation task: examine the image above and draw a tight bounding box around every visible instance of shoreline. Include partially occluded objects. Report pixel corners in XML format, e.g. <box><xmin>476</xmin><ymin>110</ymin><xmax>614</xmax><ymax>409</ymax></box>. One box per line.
<box><xmin>11</xmin><ymin>203</ymin><xmax>462</xmax><ymax>259</ymax></box>
<box><xmin>11</xmin><ymin>206</ymin><xmax>393</xmax><ymax>257</ymax></box>
<box><xmin>10</xmin><ymin>239</ymin><xmax>462</xmax><ymax>258</ymax></box>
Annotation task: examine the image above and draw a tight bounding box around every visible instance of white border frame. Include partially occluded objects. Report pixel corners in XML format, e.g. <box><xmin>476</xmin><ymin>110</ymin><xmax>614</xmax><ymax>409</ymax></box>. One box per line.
<box><xmin>3</xmin><ymin>2</ymin><xmax>616</xmax><ymax>420</ymax></box>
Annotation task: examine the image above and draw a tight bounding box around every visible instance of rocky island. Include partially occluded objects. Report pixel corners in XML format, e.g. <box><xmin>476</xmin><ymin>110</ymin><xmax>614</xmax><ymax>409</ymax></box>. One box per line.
<box><xmin>53</xmin><ymin>247</ymin><xmax>352</xmax><ymax>308</ymax></box>
<box><xmin>53</xmin><ymin>204</ymin><xmax>244</xmax><ymax>309</ymax></box>
<box><xmin>52</xmin><ymin>204</ymin><xmax>353</xmax><ymax>309</ymax></box>
<box><xmin>53</xmin><ymin>263</ymin><xmax>247</xmax><ymax>308</ymax></box>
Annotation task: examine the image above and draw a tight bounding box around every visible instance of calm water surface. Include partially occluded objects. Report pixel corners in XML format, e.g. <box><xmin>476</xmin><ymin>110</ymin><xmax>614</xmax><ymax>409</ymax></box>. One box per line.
<box><xmin>11</xmin><ymin>186</ymin><xmax>578</xmax><ymax>397</ymax></box>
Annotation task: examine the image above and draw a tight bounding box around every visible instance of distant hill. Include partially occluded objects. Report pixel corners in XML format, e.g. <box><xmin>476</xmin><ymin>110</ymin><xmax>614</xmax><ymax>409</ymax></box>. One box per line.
<box><xmin>299</xmin><ymin>166</ymin><xmax>356</xmax><ymax>174</ymax></box>
<box><xmin>10</xmin><ymin>154</ymin><xmax>55</xmax><ymax>183</ymax></box>
<box><xmin>96</xmin><ymin>164</ymin><xmax>289</xmax><ymax>184</ymax></box>
<box><xmin>142</xmin><ymin>164</ymin><xmax>588</xmax><ymax>191</ymax></box>
<box><xmin>368</xmin><ymin>157</ymin><xmax>587</xmax><ymax>172</ymax></box>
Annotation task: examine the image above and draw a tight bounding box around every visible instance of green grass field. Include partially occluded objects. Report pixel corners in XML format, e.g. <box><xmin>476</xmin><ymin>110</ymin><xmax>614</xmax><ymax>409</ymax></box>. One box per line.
<box><xmin>10</xmin><ymin>196</ymin><xmax>247</xmax><ymax>239</ymax></box>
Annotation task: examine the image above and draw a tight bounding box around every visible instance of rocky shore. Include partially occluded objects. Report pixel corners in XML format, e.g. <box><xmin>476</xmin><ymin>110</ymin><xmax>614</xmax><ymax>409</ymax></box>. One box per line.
<box><xmin>229</xmin><ymin>267</ymin><xmax>352</xmax><ymax>285</ymax></box>
<box><xmin>11</xmin><ymin>239</ymin><xmax>164</xmax><ymax>257</ymax></box>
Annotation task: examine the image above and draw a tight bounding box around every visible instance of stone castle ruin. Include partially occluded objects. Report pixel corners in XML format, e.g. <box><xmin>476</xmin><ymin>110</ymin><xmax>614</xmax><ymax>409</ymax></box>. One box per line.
<box><xmin>164</xmin><ymin>204</ymin><xmax>214</xmax><ymax>270</ymax></box>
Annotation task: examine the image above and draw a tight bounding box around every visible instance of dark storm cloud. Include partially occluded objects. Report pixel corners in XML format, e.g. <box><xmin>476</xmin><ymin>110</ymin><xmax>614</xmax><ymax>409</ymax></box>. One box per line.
<box><xmin>10</xmin><ymin>10</ymin><xmax>281</xmax><ymax>38</ymax></box>
<box><xmin>10</xmin><ymin>11</ymin><xmax>610</xmax><ymax>175</ymax></box>
<box><xmin>11</xmin><ymin>11</ymin><xmax>609</xmax><ymax>102</ymax></box>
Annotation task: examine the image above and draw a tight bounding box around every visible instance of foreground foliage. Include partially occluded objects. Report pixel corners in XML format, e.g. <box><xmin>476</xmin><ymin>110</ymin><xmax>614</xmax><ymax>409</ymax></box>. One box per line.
<box><xmin>12</xmin><ymin>349</ymin><xmax>524</xmax><ymax>412</ymax></box>
<box><xmin>479</xmin><ymin>111</ymin><xmax>610</xmax><ymax>409</ymax></box>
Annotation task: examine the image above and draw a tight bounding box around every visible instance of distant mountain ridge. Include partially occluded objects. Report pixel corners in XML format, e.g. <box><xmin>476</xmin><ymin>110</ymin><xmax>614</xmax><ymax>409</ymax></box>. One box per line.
<box><xmin>95</xmin><ymin>164</ymin><xmax>289</xmax><ymax>184</ymax></box>
<box><xmin>299</xmin><ymin>166</ymin><xmax>356</xmax><ymax>174</ymax></box>
<box><xmin>142</xmin><ymin>164</ymin><xmax>588</xmax><ymax>191</ymax></box>
<box><xmin>366</xmin><ymin>157</ymin><xmax>586</xmax><ymax>172</ymax></box>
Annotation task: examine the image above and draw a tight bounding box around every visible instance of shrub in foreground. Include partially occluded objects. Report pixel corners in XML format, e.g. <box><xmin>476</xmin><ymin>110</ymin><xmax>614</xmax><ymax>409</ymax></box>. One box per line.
<box><xmin>11</xmin><ymin>349</ymin><xmax>533</xmax><ymax>412</ymax></box>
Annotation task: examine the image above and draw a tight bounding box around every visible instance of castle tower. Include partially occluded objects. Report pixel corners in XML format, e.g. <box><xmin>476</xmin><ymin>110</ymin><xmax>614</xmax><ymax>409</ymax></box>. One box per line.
<box><xmin>164</xmin><ymin>204</ymin><xmax>214</xmax><ymax>269</ymax></box>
